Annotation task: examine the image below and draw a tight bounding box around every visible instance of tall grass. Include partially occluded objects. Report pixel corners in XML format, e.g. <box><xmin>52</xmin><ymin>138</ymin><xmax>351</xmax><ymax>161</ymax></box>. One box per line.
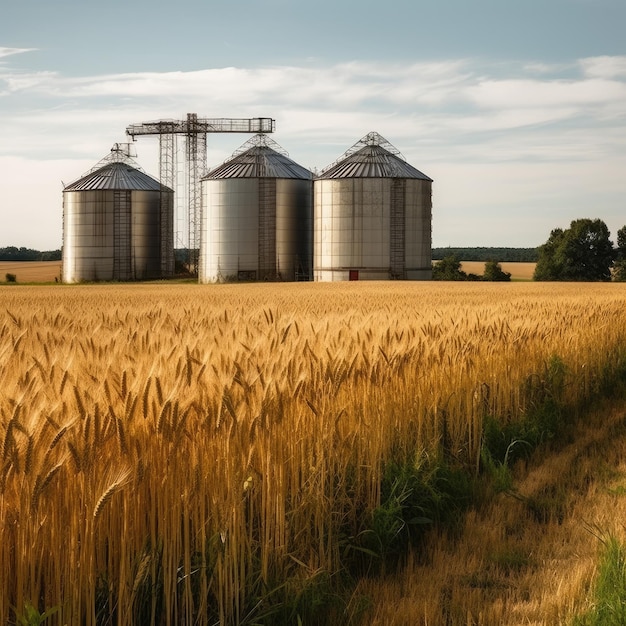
<box><xmin>575</xmin><ymin>534</ymin><xmax>626</xmax><ymax>626</ymax></box>
<box><xmin>1</xmin><ymin>282</ymin><xmax>626</xmax><ymax>624</ymax></box>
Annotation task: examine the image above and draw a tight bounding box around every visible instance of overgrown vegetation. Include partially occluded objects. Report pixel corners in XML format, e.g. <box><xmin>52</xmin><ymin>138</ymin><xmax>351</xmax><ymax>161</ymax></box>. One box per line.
<box><xmin>348</xmin><ymin>456</ymin><xmax>473</xmax><ymax>577</ymax></box>
<box><xmin>574</xmin><ymin>533</ymin><xmax>626</xmax><ymax>626</ymax></box>
<box><xmin>432</xmin><ymin>255</ymin><xmax>510</xmax><ymax>281</ymax></box>
<box><xmin>479</xmin><ymin>355</ymin><xmax>571</xmax><ymax>501</ymax></box>
<box><xmin>12</xmin><ymin>601</ymin><xmax>59</xmax><ymax>626</ymax></box>
<box><xmin>482</xmin><ymin>259</ymin><xmax>511</xmax><ymax>281</ymax></box>
<box><xmin>432</xmin><ymin>255</ymin><xmax>471</xmax><ymax>280</ymax></box>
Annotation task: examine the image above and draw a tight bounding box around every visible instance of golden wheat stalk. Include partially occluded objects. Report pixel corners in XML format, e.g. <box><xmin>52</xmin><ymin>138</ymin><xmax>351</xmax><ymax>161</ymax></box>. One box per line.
<box><xmin>31</xmin><ymin>462</ymin><xmax>63</xmax><ymax>511</ymax></box>
<box><xmin>93</xmin><ymin>469</ymin><xmax>131</xmax><ymax>520</ymax></box>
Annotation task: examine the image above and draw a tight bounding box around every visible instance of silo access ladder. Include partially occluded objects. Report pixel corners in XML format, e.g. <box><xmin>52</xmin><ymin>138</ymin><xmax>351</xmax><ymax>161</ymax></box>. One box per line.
<box><xmin>390</xmin><ymin>178</ymin><xmax>406</xmax><ymax>279</ymax></box>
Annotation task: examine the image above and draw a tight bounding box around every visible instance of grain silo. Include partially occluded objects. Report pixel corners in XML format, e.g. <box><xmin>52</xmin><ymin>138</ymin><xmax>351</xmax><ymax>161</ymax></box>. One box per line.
<box><xmin>199</xmin><ymin>134</ymin><xmax>313</xmax><ymax>283</ymax></box>
<box><xmin>314</xmin><ymin>132</ymin><xmax>432</xmax><ymax>281</ymax></box>
<box><xmin>62</xmin><ymin>146</ymin><xmax>174</xmax><ymax>283</ymax></box>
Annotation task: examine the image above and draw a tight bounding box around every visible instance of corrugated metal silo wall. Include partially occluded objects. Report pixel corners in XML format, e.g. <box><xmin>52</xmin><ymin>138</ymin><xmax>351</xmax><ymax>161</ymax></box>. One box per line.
<box><xmin>62</xmin><ymin>189</ymin><xmax>173</xmax><ymax>283</ymax></box>
<box><xmin>62</xmin><ymin>190</ymin><xmax>115</xmax><ymax>283</ymax></box>
<box><xmin>130</xmin><ymin>190</ymin><xmax>171</xmax><ymax>280</ymax></box>
<box><xmin>199</xmin><ymin>178</ymin><xmax>313</xmax><ymax>283</ymax></box>
<box><xmin>405</xmin><ymin>179</ymin><xmax>432</xmax><ymax>280</ymax></box>
<box><xmin>313</xmin><ymin>177</ymin><xmax>432</xmax><ymax>281</ymax></box>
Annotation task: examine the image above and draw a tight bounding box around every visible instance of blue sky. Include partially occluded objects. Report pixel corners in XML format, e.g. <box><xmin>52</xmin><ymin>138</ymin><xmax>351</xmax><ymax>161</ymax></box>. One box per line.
<box><xmin>1</xmin><ymin>0</ymin><xmax>625</xmax><ymax>250</ymax></box>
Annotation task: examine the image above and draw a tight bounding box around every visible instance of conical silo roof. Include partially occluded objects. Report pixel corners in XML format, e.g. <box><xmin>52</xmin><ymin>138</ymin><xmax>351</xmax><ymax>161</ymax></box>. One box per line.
<box><xmin>64</xmin><ymin>162</ymin><xmax>166</xmax><ymax>191</ymax></box>
<box><xmin>204</xmin><ymin>134</ymin><xmax>312</xmax><ymax>180</ymax></box>
<box><xmin>64</xmin><ymin>145</ymin><xmax>170</xmax><ymax>192</ymax></box>
<box><xmin>319</xmin><ymin>131</ymin><xmax>432</xmax><ymax>181</ymax></box>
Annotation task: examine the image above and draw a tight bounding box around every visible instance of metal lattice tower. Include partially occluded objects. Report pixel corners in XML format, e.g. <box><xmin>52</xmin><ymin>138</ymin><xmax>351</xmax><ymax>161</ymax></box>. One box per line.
<box><xmin>126</xmin><ymin>114</ymin><xmax>275</xmax><ymax>273</ymax></box>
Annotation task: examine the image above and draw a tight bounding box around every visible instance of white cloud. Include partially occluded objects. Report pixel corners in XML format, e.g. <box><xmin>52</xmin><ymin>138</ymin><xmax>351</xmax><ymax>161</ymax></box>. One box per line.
<box><xmin>0</xmin><ymin>56</ymin><xmax>625</xmax><ymax>248</ymax></box>
<box><xmin>0</xmin><ymin>47</ymin><xmax>36</xmax><ymax>59</ymax></box>
<box><xmin>580</xmin><ymin>56</ymin><xmax>626</xmax><ymax>79</ymax></box>
<box><xmin>465</xmin><ymin>77</ymin><xmax>626</xmax><ymax>112</ymax></box>
<box><xmin>0</xmin><ymin>59</ymin><xmax>623</xmax><ymax>160</ymax></box>
<box><xmin>3</xmin><ymin>57</ymin><xmax>624</xmax><ymax>134</ymax></box>
<box><xmin>0</xmin><ymin>71</ymin><xmax>58</xmax><ymax>94</ymax></box>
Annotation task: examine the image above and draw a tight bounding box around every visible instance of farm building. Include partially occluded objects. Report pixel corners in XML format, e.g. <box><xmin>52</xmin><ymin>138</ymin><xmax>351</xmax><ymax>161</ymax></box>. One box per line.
<box><xmin>62</xmin><ymin>146</ymin><xmax>173</xmax><ymax>283</ymax></box>
<box><xmin>313</xmin><ymin>132</ymin><xmax>432</xmax><ymax>281</ymax></box>
<box><xmin>199</xmin><ymin>134</ymin><xmax>313</xmax><ymax>283</ymax></box>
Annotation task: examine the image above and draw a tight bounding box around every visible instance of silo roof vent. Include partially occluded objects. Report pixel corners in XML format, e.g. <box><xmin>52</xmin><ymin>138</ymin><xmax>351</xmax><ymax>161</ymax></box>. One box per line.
<box><xmin>319</xmin><ymin>131</ymin><xmax>432</xmax><ymax>181</ymax></box>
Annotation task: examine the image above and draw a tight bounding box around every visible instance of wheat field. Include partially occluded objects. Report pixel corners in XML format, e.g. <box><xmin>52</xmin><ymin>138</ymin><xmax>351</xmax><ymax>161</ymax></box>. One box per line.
<box><xmin>0</xmin><ymin>260</ymin><xmax>536</xmax><ymax>284</ymax></box>
<box><xmin>1</xmin><ymin>282</ymin><xmax>626</xmax><ymax>625</ymax></box>
<box><xmin>0</xmin><ymin>261</ymin><xmax>62</xmax><ymax>283</ymax></box>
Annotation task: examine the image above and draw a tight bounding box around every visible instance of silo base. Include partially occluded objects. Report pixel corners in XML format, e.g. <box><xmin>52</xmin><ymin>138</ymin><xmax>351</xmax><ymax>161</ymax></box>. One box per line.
<box><xmin>314</xmin><ymin>268</ymin><xmax>432</xmax><ymax>281</ymax></box>
<box><xmin>406</xmin><ymin>268</ymin><xmax>433</xmax><ymax>280</ymax></box>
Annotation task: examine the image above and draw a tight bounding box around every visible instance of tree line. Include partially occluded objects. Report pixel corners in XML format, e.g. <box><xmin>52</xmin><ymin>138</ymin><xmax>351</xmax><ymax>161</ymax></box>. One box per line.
<box><xmin>432</xmin><ymin>247</ymin><xmax>538</xmax><ymax>262</ymax></box>
<box><xmin>434</xmin><ymin>219</ymin><xmax>626</xmax><ymax>282</ymax></box>
<box><xmin>534</xmin><ymin>218</ymin><xmax>626</xmax><ymax>282</ymax></box>
<box><xmin>0</xmin><ymin>247</ymin><xmax>61</xmax><ymax>261</ymax></box>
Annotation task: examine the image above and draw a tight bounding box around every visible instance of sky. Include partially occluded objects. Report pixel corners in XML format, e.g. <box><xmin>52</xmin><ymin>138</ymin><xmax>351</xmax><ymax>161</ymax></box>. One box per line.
<box><xmin>1</xmin><ymin>0</ymin><xmax>625</xmax><ymax>250</ymax></box>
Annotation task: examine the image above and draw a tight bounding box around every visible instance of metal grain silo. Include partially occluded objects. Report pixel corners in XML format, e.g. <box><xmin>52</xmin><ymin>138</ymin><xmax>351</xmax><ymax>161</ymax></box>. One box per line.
<box><xmin>314</xmin><ymin>132</ymin><xmax>432</xmax><ymax>281</ymax></box>
<box><xmin>199</xmin><ymin>134</ymin><xmax>313</xmax><ymax>283</ymax></box>
<box><xmin>62</xmin><ymin>146</ymin><xmax>174</xmax><ymax>283</ymax></box>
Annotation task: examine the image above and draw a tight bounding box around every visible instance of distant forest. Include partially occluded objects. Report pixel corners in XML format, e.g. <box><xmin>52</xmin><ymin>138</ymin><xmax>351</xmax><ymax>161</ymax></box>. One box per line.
<box><xmin>0</xmin><ymin>248</ymin><xmax>197</xmax><ymax>263</ymax></box>
<box><xmin>432</xmin><ymin>247</ymin><xmax>538</xmax><ymax>262</ymax></box>
<box><xmin>0</xmin><ymin>247</ymin><xmax>62</xmax><ymax>261</ymax></box>
<box><xmin>1</xmin><ymin>246</ymin><xmax>539</xmax><ymax>263</ymax></box>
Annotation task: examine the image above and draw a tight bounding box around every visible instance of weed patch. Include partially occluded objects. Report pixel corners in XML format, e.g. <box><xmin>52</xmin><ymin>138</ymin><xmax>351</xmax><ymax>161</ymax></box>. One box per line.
<box><xmin>574</xmin><ymin>534</ymin><xmax>626</xmax><ymax>626</ymax></box>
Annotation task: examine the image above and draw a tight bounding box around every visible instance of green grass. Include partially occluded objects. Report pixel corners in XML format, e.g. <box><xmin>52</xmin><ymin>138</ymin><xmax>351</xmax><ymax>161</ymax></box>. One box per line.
<box><xmin>574</xmin><ymin>534</ymin><xmax>626</xmax><ymax>626</ymax></box>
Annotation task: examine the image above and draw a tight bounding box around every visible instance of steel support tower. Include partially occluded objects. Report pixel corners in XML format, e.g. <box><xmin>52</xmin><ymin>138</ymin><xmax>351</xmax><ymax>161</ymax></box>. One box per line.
<box><xmin>126</xmin><ymin>114</ymin><xmax>275</xmax><ymax>273</ymax></box>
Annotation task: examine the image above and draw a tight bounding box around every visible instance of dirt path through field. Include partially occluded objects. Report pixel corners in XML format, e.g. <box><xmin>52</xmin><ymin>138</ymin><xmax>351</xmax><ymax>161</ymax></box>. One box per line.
<box><xmin>359</xmin><ymin>399</ymin><xmax>626</xmax><ymax>625</ymax></box>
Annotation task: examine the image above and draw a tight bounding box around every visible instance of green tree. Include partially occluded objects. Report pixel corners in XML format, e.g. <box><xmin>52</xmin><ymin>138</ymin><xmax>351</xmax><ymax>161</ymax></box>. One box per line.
<box><xmin>534</xmin><ymin>228</ymin><xmax>564</xmax><ymax>281</ymax></box>
<box><xmin>534</xmin><ymin>219</ymin><xmax>615</xmax><ymax>281</ymax></box>
<box><xmin>483</xmin><ymin>260</ymin><xmax>511</xmax><ymax>282</ymax></box>
<box><xmin>432</xmin><ymin>255</ymin><xmax>467</xmax><ymax>281</ymax></box>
